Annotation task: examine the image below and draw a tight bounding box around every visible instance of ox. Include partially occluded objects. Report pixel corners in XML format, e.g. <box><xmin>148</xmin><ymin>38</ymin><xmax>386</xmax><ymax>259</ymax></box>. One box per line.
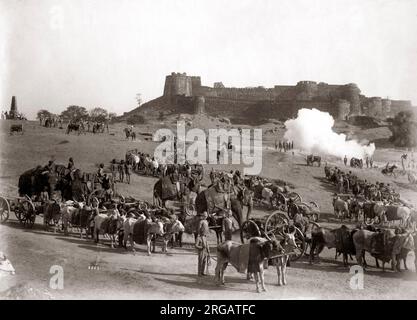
<box><xmin>352</xmin><ymin>229</ymin><xmax>415</xmax><ymax>272</ymax></box>
<box><xmin>215</xmin><ymin>230</ymin><xmax>297</xmax><ymax>292</ymax></box>
<box><xmin>132</xmin><ymin>218</ymin><xmax>165</xmax><ymax>255</ymax></box>
<box><xmin>61</xmin><ymin>202</ymin><xmax>94</xmax><ymax>238</ymax></box>
<box><xmin>309</xmin><ymin>225</ymin><xmax>356</xmax><ymax>267</ymax></box>
<box><xmin>93</xmin><ymin>212</ymin><xmax>124</xmax><ymax>248</ymax></box>
<box><xmin>161</xmin><ymin>218</ymin><xmax>185</xmax><ymax>252</ymax></box>
<box><xmin>383</xmin><ymin>206</ymin><xmax>412</xmax><ymax>228</ymax></box>
<box><xmin>43</xmin><ymin>201</ymin><xmax>62</xmax><ymax>232</ymax></box>
<box><xmin>332</xmin><ymin>197</ymin><xmax>349</xmax><ymax>221</ymax></box>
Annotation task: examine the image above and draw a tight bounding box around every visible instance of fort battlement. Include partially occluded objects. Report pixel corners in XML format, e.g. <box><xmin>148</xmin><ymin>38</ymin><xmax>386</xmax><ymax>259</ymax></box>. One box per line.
<box><xmin>148</xmin><ymin>72</ymin><xmax>414</xmax><ymax>123</ymax></box>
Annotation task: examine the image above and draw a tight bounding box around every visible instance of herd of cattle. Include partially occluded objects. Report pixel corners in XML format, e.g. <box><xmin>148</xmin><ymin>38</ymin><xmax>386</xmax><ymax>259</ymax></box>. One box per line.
<box><xmin>8</xmin><ymin>153</ymin><xmax>417</xmax><ymax>293</ymax></box>
<box><xmin>326</xmin><ymin>164</ymin><xmax>416</xmax><ymax>227</ymax></box>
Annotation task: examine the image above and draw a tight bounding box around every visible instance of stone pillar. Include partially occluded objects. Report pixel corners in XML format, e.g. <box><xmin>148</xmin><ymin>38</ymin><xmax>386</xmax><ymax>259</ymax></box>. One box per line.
<box><xmin>10</xmin><ymin>96</ymin><xmax>17</xmax><ymax>118</ymax></box>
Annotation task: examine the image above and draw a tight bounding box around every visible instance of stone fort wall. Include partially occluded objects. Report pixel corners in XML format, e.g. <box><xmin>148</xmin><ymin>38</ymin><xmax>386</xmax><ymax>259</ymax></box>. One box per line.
<box><xmin>162</xmin><ymin>72</ymin><xmax>413</xmax><ymax>121</ymax></box>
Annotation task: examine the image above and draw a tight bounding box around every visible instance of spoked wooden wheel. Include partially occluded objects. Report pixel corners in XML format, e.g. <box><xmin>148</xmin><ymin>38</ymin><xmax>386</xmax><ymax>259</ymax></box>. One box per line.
<box><xmin>240</xmin><ymin>219</ymin><xmax>261</xmax><ymax>243</ymax></box>
<box><xmin>286</xmin><ymin>225</ymin><xmax>306</xmax><ymax>261</ymax></box>
<box><xmin>271</xmin><ymin>193</ymin><xmax>287</xmax><ymax>211</ymax></box>
<box><xmin>0</xmin><ymin>196</ymin><xmax>11</xmax><ymax>224</ymax></box>
<box><xmin>264</xmin><ymin>211</ymin><xmax>290</xmax><ymax>240</ymax></box>
<box><xmin>20</xmin><ymin>199</ymin><xmax>36</xmax><ymax>228</ymax></box>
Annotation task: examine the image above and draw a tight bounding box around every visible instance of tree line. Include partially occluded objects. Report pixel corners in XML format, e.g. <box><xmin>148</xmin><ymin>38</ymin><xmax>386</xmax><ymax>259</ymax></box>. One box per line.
<box><xmin>388</xmin><ymin>111</ymin><xmax>417</xmax><ymax>148</ymax></box>
<box><xmin>37</xmin><ymin>106</ymin><xmax>117</xmax><ymax>123</ymax></box>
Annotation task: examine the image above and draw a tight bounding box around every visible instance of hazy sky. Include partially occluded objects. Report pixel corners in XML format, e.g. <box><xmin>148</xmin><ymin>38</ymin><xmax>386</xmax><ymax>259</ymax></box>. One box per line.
<box><xmin>1</xmin><ymin>0</ymin><xmax>417</xmax><ymax>119</ymax></box>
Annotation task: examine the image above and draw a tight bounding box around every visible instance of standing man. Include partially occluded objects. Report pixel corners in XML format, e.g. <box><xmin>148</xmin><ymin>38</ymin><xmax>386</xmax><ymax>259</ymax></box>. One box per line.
<box><xmin>110</xmin><ymin>159</ymin><xmax>118</xmax><ymax>182</ymax></box>
<box><xmin>343</xmin><ymin>155</ymin><xmax>347</xmax><ymax>166</ymax></box>
<box><xmin>365</xmin><ymin>156</ymin><xmax>369</xmax><ymax>168</ymax></box>
<box><xmin>125</xmin><ymin>161</ymin><xmax>132</xmax><ymax>184</ymax></box>
<box><xmin>195</xmin><ymin>212</ymin><xmax>210</xmax><ymax>277</ymax></box>
<box><xmin>118</xmin><ymin>160</ymin><xmax>125</xmax><ymax>183</ymax></box>
<box><xmin>279</xmin><ymin>141</ymin><xmax>282</xmax><ymax>152</ymax></box>
<box><xmin>369</xmin><ymin>157</ymin><xmax>373</xmax><ymax>168</ymax></box>
<box><xmin>222</xmin><ymin>210</ymin><xmax>235</xmax><ymax>241</ymax></box>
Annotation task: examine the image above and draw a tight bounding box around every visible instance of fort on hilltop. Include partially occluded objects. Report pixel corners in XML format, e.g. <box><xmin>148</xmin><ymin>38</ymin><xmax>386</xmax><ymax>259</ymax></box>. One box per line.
<box><xmin>126</xmin><ymin>72</ymin><xmax>414</xmax><ymax>123</ymax></box>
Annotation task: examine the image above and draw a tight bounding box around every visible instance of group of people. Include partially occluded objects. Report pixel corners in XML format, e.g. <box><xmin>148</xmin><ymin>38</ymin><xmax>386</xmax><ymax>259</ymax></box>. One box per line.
<box><xmin>1</xmin><ymin>110</ymin><xmax>26</xmax><ymax>120</ymax></box>
<box><xmin>39</xmin><ymin>115</ymin><xmax>63</xmax><ymax>128</ymax></box>
<box><xmin>342</xmin><ymin>155</ymin><xmax>374</xmax><ymax>168</ymax></box>
<box><xmin>325</xmin><ymin>164</ymin><xmax>399</xmax><ymax>202</ymax></box>
<box><xmin>110</xmin><ymin>159</ymin><xmax>132</xmax><ymax>184</ymax></box>
<box><xmin>275</xmin><ymin>140</ymin><xmax>294</xmax><ymax>152</ymax></box>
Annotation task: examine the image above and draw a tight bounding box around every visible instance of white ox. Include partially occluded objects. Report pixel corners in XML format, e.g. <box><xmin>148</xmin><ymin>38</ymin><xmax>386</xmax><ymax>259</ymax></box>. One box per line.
<box><xmin>93</xmin><ymin>212</ymin><xmax>124</xmax><ymax>248</ymax></box>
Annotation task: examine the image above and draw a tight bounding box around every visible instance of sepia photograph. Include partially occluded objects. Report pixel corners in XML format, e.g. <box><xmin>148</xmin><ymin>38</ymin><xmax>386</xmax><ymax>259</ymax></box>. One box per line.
<box><xmin>0</xmin><ymin>0</ymin><xmax>416</xmax><ymax>302</ymax></box>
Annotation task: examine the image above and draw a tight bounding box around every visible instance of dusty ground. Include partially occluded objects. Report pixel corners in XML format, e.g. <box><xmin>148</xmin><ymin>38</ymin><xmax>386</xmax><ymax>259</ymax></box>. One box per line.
<box><xmin>0</xmin><ymin>119</ymin><xmax>416</xmax><ymax>300</ymax></box>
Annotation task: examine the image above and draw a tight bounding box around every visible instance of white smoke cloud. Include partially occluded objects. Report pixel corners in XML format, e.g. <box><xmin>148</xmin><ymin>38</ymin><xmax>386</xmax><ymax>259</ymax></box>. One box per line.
<box><xmin>284</xmin><ymin>108</ymin><xmax>375</xmax><ymax>159</ymax></box>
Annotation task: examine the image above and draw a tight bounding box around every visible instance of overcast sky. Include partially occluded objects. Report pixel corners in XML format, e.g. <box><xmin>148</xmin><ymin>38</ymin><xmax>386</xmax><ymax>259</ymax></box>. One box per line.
<box><xmin>1</xmin><ymin>0</ymin><xmax>417</xmax><ymax>119</ymax></box>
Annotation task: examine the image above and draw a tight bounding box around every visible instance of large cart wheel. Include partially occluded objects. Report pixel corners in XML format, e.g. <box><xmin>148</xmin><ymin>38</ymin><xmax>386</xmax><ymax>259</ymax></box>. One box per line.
<box><xmin>0</xmin><ymin>196</ymin><xmax>11</xmax><ymax>224</ymax></box>
<box><xmin>271</xmin><ymin>193</ymin><xmax>287</xmax><ymax>211</ymax></box>
<box><xmin>287</xmin><ymin>225</ymin><xmax>306</xmax><ymax>261</ymax></box>
<box><xmin>264</xmin><ymin>211</ymin><xmax>289</xmax><ymax>240</ymax></box>
<box><xmin>240</xmin><ymin>219</ymin><xmax>261</xmax><ymax>243</ymax></box>
<box><xmin>288</xmin><ymin>192</ymin><xmax>302</xmax><ymax>203</ymax></box>
<box><xmin>19</xmin><ymin>198</ymin><xmax>36</xmax><ymax>228</ymax></box>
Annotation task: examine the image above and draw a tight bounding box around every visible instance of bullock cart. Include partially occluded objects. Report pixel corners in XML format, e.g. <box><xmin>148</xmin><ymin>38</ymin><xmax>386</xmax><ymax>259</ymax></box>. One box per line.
<box><xmin>0</xmin><ymin>194</ymin><xmax>36</xmax><ymax>227</ymax></box>
<box><xmin>240</xmin><ymin>210</ymin><xmax>317</xmax><ymax>261</ymax></box>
